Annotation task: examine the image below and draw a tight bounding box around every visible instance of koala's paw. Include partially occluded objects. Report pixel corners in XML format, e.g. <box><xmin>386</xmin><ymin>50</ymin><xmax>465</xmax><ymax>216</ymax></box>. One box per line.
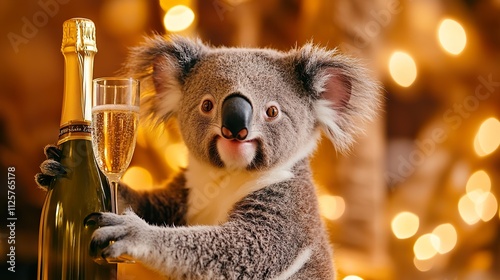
<box><xmin>84</xmin><ymin>210</ymin><xmax>150</xmax><ymax>260</ymax></box>
<box><xmin>35</xmin><ymin>145</ymin><xmax>66</xmax><ymax>190</ymax></box>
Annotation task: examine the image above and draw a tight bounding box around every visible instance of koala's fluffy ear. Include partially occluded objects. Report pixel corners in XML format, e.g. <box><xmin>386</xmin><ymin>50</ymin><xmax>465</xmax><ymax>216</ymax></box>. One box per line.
<box><xmin>123</xmin><ymin>35</ymin><xmax>207</xmax><ymax>125</ymax></box>
<box><xmin>292</xmin><ymin>44</ymin><xmax>381</xmax><ymax>153</ymax></box>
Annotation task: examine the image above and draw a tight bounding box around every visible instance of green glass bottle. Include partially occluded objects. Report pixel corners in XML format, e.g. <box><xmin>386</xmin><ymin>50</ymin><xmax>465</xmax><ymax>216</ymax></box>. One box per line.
<box><xmin>37</xmin><ymin>18</ymin><xmax>117</xmax><ymax>280</ymax></box>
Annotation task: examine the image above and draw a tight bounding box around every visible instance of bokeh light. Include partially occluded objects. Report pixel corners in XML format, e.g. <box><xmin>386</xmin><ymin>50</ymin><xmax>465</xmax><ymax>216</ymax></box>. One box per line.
<box><xmin>391</xmin><ymin>211</ymin><xmax>420</xmax><ymax>239</ymax></box>
<box><xmin>438</xmin><ymin>18</ymin><xmax>467</xmax><ymax>55</ymax></box>
<box><xmin>458</xmin><ymin>194</ymin><xmax>481</xmax><ymax>225</ymax></box>
<box><xmin>475</xmin><ymin>192</ymin><xmax>498</xmax><ymax>222</ymax></box>
<box><xmin>414</xmin><ymin>233</ymin><xmax>440</xmax><ymax>260</ymax></box>
<box><xmin>474</xmin><ymin>117</ymin><xmax>500</xmax><ymax>157</ymax></box>
<box><xmin>460</xmin><ymin>170</ymin><xmax>498</xmax><ymax>222</ymax></box>
<box><xmin>160</xmin><ymin>0</ymin><xmax>192</xmax><ymax>11</ymax></box>
<box><xmin>466</xmin><ymin>170</ymin><xmax>491</xmax><ymax>198</ymax></box>
<box><xmin>163</xmin><ymin>5</ymin><xmax>195</xmax><ymax>32</ymax></box>
<box><xmin>122</xmin><ymin>166</ymin><xmax>154</xmax><ymax>190</ymax></box>
<box><xmin>164</xmin><ymin>143</ymin><xmax>189</xmax><ymax>170</ymax></box>
<box><xmin>413</xmin><ymin>257</ymin><xmax>435</xmax><ymax>272</ymax></box>
<box><xmin>389</xmin><ymin>51</ymin><xmax>417</xmax><ymax>87</ymax></box>
<box><xmin>432</xmin><ymin>223</ymin><xmax>457</xmax><ymax>254</ymax></box>
<box><xmin>343</xmin><ymin>276</ymin><xmax>364</xmax><ymax>280</ymax></box>
<box><xmin>318</xmin><ymin>195</ymin><xmax>346</xmax><ymax>220</ymax></box>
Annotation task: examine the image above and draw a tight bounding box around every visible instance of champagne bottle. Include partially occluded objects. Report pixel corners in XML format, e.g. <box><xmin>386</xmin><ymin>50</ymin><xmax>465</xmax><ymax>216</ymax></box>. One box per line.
<box><xmin>37</xmin><ymin>18</ymin><xmax>117</xmax><ymax>280</ymax></box>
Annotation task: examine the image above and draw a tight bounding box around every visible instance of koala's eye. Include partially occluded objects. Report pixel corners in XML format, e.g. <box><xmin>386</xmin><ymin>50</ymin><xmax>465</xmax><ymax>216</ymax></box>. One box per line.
<box><xmin>266</xmin><ymin>105</ymin><xmax>279</xmax><ymax>118</ymax></box>
<box><xmin>201</xmin><ymin>100</ymin><xmax>214</xmax><ymax>113</ymax></box>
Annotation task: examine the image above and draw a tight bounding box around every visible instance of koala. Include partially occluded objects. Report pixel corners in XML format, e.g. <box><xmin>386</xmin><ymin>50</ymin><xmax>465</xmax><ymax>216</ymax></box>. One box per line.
<box><xmin>36</xmin><ymin>35</ymin><xmax>380</xmax><ymax>279</ymax></box>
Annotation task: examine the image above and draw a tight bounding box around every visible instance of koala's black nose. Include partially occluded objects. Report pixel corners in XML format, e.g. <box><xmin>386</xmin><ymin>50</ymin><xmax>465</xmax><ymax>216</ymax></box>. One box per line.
<box><xmin>221</xmin><ymin>95</ymin><xmax>252</xmax><ymax>141</ymax></box>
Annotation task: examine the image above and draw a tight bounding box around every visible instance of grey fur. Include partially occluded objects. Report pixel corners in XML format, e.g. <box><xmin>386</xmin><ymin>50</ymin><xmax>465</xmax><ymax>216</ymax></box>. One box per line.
<box><xmin>39</xmin><ymin>35</ymin><xmax>380</xmax><ymax>279</ymax></box>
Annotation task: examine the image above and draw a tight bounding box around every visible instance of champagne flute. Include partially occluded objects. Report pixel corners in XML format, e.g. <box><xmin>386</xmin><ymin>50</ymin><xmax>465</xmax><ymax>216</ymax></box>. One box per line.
<box><xmin>91</xmin><ymin>77</ymin><xmax>139</xmax><ymax>263</ymax></box>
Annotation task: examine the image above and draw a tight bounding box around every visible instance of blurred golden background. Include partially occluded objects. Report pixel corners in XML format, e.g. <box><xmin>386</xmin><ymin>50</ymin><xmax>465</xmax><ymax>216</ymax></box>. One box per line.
<box><xmin>1</xmin><ymin>0</ymin><xmax>500</xmax><ymax>279</ymax></box>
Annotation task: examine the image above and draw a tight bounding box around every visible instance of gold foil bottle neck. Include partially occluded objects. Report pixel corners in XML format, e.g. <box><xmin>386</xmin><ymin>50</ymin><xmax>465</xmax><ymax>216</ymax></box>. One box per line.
<box><xmin>58</xmin><ymin>18</ymin><xmax>97</xmax><ymax>144</ymax></box>
<box><xmin>61</xmin><ymin>18</ymin><xmax>97</xmax><ymax>53</ymax></box>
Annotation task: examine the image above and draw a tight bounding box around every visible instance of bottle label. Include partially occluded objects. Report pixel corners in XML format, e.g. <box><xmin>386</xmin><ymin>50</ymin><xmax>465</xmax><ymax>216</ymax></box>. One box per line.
<box><xmin>58</xmin><ymin>120</ymin><xmax>92</xmax><ymax>144</ymax></box>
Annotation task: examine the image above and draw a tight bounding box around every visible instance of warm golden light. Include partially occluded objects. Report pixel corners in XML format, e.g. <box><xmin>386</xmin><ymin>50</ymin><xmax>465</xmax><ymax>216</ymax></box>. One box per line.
<box><xmin>474</xmin><ymin>136</ymin><xmax>484</xmax><ymax>156</ymax></box>
<box><xmin>122</xmin><ymin>166</ymin><xmax>154</xmax><ymax>190</ymax></box>
<box><xmin>163</xmin><ymin>5</ymin><xmax>195</xmax><ymax>32</ymax></box>
<box><xmin>461</xmin><ymin>170</ymin><xmax>498</xmax><ymax>222</ymax></box>
<box><xmin>414</xmin><ymin>233</ymin><xmax>440</xmax><ymax>260</ymax></box>
<box><xmin>318</xmin><ymin>195</ymin><xmax>346</xmax><ymax>220</ymax></box>
<box><xmin>389</xmin><ymin>51</ymin><xmax>417</xmax><ymax>87</ymax></box>
<box><xmin>474</xmin><ymin>117</ymin><xmax>500</xmax><ymax>157</ymax></box>
<box><xmin>432</xmin><ymin>223</ymin><xmax>457</xmax><ymax>254</ymax></box>
<box><xmin>466</xmin><ymin>170</ymin><xmax>491</xmax><ymax>199</ymax></box>
<box><xmin>438</xmin><ymin>18</ymin><xmax>467</xmax><ymax>55</ymax></box>
<box><xmin>136</xmin><ymin>126</ymin><xmax>148</xmax><ymax>148</ymax></box>
<box><xmin>458</xmin><ymin>194</ymin><xmax>480</xmax><ymax>225</ymax></box>
<box><xmin>468</xmin><ymin>251</ymin><xmax>494</xmax><ymax>272</ymax></box>
<box><xmin>413</xmin><ymin>257</ymin><xmax>434</xmax><ymax>272</ymax></box>
<box><xmin>476</xmin><ymin>192</ymin><xmax>498</xmax><ymax>222</ymax></box>
<box><xmin>343</xmin><ymin>276</ymin><xmax>364</xmax><ymax>280</ymax></box>
<box><xmin>101</xmin><ymin>0</ymin><xmax>148</xmax><ymax>35</ymax></box>
<box><xmin>160</xmin><ymin>0</ymin><xmax>192</xmax><ymax>11</ymax></box>
<box><xmin>391</xmin><ymin>211</ymin><xmax>420</xmax><ymax>239</ymax></box>
<box><xmin>164</xmin><ymin>143</ymin><xmax>189</xmax><ymax>171</ymax></box>
<box><xmin>459</xmin><ymin>191</ymin><xmax>498</xmax><ymax>223</ymax></box>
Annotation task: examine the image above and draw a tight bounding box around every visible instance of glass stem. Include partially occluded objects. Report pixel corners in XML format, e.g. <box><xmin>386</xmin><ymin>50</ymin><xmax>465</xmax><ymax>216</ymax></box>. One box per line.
<box><xmin>110</xmin><ymin>180</ymin><xmax>120</xmax><ymax>214</ymax></box>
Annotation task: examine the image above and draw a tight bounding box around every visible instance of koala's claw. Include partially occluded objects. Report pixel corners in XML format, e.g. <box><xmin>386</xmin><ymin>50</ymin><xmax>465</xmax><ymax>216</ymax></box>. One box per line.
<box><xmin>44</xmin><ymin>144</ymin><xmax>62</xmax><ymax>161</ymax></box>
<box><xmin>35</xmin><ymin>173</ymin><xmax>54</xmax><ymax>189</ymax></box>
<box><xmin>83</xmin><ymin>212</ymin><xmax>102</xmax><ymax>227</ymax></box>
<box><xmin>40</xmin><ymin>159</ymin><xmax>67</xmax><ymax>177</ymax></box>
<box><xmin>84</xmin><ymin>212</ymin><xmax>130</xmax><ymax>227</ymax></box>
<box><xmin>35</xmin><ymin>145</ymin><xmax>66</xmax><ymax>190</ymax></box>
<box><xmin>86</xmin><ymin>210</ymin><xmax>149</xmax><ymax>260</ymax></box>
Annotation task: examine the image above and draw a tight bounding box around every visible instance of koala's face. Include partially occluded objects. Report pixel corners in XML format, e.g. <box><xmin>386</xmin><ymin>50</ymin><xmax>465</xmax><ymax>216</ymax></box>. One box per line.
<box><xmin>177</xmin><ymin>50</ymin><xmax>317</xmax><ymax>171</ymax></box>
<box><xmin>129</xmin><ymin>36</ymin><xmax>379</xmax><ymax>172</ymax></box>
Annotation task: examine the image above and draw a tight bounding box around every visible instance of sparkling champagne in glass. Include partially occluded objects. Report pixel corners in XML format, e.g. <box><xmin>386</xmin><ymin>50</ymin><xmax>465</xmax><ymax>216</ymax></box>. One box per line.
<box><xmin>91</xmin><ymin>77</ymin><xmax>139</xmax><ymax>263</ymax></box>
